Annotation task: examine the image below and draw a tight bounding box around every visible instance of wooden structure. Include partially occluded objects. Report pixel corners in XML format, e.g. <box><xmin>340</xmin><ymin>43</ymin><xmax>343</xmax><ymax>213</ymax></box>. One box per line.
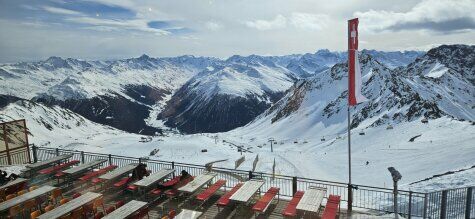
<box><xmin>37</xmin><ymin>192</ymin><xmax>102</xmax><ymax>219</ymax></box>
<box><xmin>296</xmin><ymin>186</ymin><xmax>327</xmax><ymax>216</ymax></box>
<box><xmin>102</xmin><ymin>200</ymin><xmax>148</xmax><ymax>219</ymax></box>
<box><xmin>0</xmin><ymin>119</ymin><xmax>30</xmax><ymax>165</ymax></box>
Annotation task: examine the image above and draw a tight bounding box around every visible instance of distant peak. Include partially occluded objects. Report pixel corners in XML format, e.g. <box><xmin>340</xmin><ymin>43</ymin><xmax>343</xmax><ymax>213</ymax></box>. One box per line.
<box><xmin>41</xmin><ymin>56</ymin><xmax>72</xmax><ymax>69</ymax></box>
<box><xmin>46</xmin><ymin>56</ymin><xmax>64</xmax><ymax>62</ymax></box>
<box><xmin>427</xmin><ymin>44</ymin><xmax>473</xmax><ymax>57</ymax></box>
<box><xmin>226</xmin><ymin>55</ymin><xmax>244</xmax><ymax>61</ymax></box>
<box><xmin>315</xmin><ymin>49</ymin><xmax>331</xmax><ymax>54</ymax></box>
<box><xmin>177</xmin><ymin>55</ymin><xmax>195</xmax><ymax>59</ymax></box>
<box><xmin>138</xmin><ymin>54</ymin><xmax>151</xmax><ymax>60</ymax></box>
<box><xmin>65</xmin><ymin>57</ymin><xmax>80</xmax><ymax>61</ymax></box>
<box><xmin>361</xmin><ymin>49</ymin><xmax>377</xmax><ymax>53</ymax></box>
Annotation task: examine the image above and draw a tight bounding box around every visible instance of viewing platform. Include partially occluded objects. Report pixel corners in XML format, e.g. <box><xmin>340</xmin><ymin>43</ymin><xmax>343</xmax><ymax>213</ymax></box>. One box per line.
<box><xmin>0</xmin><ymin>146</ymin><xmax>472</xmax><ymax>219</ymax></box>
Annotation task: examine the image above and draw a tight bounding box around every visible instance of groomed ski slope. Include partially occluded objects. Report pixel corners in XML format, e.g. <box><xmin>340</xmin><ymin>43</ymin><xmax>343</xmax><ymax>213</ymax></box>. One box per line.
<box><xmin>1</xmin><ymin>101</ymin><xmax>474</xmax><ymax>191</ymax></box>
<box><xmin>66</xmin><ymin>116</ymin><xmax>475</xmax><ymax>190</ymax></box>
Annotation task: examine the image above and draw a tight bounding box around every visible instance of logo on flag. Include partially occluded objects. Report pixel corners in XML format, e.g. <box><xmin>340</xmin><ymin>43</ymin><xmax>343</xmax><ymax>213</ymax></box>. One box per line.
<box><xmin>348</xmin><ymin>18</ymin><xmax>367</xmax><ymax>106</ymax></box>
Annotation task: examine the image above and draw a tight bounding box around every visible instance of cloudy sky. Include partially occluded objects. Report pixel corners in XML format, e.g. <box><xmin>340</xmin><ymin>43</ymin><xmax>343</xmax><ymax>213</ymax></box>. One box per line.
<box><xmin>0</xmin><ymin>0</ymin><xmax>474</xmax><ymax>62</ymax></box>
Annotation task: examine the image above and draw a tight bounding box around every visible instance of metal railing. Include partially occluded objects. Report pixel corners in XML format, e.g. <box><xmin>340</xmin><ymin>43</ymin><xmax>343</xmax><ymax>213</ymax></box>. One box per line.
<box><xmin>424</xmin><ymin>187</ymin><xmax>474</xmax><ymax>219</ymax></box>
<box><xmin>0</xmin><ymin>147</ymin><xmax>30</xmax><ymax>165</ymax></box>
<box><xmin>30</xmin><ymin>145</ymin><xmax>473</xmax><ymax>218</ymax></box>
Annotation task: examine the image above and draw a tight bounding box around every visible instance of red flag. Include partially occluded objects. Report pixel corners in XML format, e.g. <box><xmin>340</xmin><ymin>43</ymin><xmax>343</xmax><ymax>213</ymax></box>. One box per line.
<box><xmin>348</xmin><ymin>18</ymin><xmax>367</xmax><ymax>106</ymax></box>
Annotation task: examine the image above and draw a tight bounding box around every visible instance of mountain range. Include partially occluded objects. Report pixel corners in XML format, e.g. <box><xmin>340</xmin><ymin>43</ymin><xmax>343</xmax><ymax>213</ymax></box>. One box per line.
<box><xmin>2</xmin><ymin>46</ymin><xmax>472</xmax><ymax>138</ymax></box>
<box><xmin>1</xmin><ymin>45</ymin><xmax>473</xmax><ymax>189</ymax></box>
<box><xmin>237</xmin><ymin>45</ymin><xmax>474</xmax><ymax>141</ymax></box>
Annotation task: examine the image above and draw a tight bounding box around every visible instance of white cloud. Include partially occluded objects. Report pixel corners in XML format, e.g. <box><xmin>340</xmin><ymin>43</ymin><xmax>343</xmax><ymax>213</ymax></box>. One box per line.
<box><xmin>205</xmin><ymin>21</ymin><xmax>222</xmax><ymax>31</ymax></box>
<box><xmin>43</xmin><ymin>6</ymin><xmax>84</xmax><ymax>16</ymax></box>
<box><xmin>66</xmin><ymin>16</ymin><xmax>170</xmax><ymax>35</ymax></box>
<box><xmin>180</xmin><ymin>35</ymin><xmax>199</xmax><ymax>40</ymax></box>
<box><xmin>21</xmin><ymin>5</ymin><xmax>39</xmax><ymax>11</ymax></box>
<box><xmin>245</xmin><ymin>13</ymin><xmax>329</xmax><ymax>31</ymax></box>
<box><xmin>82</xmin><ymin>25</ymin><xmax>120</xmax><ymax>32</ymax></box>
<box><xmin>3</xmin><ymin>0</ymin><xmax>475</xmax><ymax>62</ymax></box>
<box><xmin>20</xmin><ymin>21</ymin><xmax>50</xmax><ymax>28</ymax></box>
<box><xmin>355</xmin><ymin>0</ymin><xmax>475</xmax><ymax>33</ymax></box>
<box><xmin>82</xmin><ymin>0</ymin><xmax>136</xmax><ymax>9</ymax></box>
<box><xmin>245</xmin><ymin>14</ymin><xmax>287</xmax><ymax>30</ymax></box>
<box><xmin>41</xmin><ymin>2</ymin><xmax>186</xmax><ymax>36</ymax></box>
<box><xmin>290</xmin><ymin>13</ymin><xmax>329</xmax><ymax>30</ymax></box>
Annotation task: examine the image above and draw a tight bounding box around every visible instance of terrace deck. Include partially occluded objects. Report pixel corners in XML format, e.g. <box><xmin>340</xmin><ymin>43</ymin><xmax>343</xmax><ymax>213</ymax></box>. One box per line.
<box><xmin>24</xmin><ymin>147</ymin><xmax>410</xmax><ymax>219</ymax></box>
<box><xmin>33</xmin><ymin>172</ymin><xmax>346</xmax><ymax>219</ymax></box>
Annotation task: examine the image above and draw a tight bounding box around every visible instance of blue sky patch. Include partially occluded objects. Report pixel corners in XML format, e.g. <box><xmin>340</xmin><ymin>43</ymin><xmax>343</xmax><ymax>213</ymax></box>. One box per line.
<box><xmin>168</xmin><ymin>27</ymin><xmax>194</xmax><ymax>35</ymax></box>
<box><xmin>148</xmin><ymin>21</ymin><xmax>171</xmax><ymax>29</ymax></box>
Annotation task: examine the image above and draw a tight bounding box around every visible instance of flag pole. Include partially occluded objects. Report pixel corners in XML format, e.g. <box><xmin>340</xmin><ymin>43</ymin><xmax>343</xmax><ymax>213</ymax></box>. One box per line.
<box><xmin>347</xmin><ymin>101</ymin><xmax>353</xmax><ymax>213</ymax></box>
<box><xmin>347</xmin><ymin>19</ymin><xmax>353</xmax><ymax>214</ymax></box>
<box><xmin>347</xmin><ymin>17</ymin><xmax>365</xmax><ymax>214</ymax></box>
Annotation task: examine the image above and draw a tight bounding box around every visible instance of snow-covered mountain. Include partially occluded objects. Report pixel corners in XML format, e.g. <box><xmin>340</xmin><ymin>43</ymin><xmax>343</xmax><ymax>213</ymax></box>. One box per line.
<box><xmin>0</xmin><ymin>48</ymin><xmax>425</xmax><ymax>134</ymax></box>
<box><xmin>284</xmin><ymin>49</ymin><xmax>423</xmax><ymax>78</ymax></box>
<box><xmin>224</xmin><ymin>44</ymin><xmax>474</xmax><ymax>187</ymax></box>
<box><xmin>239</xmin><ymin>45</ymin><xmax>474</xmax><ymax>139</ymax></box>
<box><xmin>396</xmin><ymin>45</ymin><xmax>475</xmax><ymax>121</ymax></box>
<box><xmin>0</xmin><ymin>99</ymin><xmax>127</xmax><ymax>148</ymax></box>
<box><xmin>158</xmin><ymin>61</ymin><xmax>295</xmax><ymax>133</ymax></box>
<box><xmin>286</xmin><ymin>49</ymin><xmax>347</xmax><ymax>78</ymax></box>
<box><xmin>0</xmin><ymin>55</ymin><xmax>219</xmax><ymax>134</ymax></box>
<box><xmin>363</xmin><ymin>50</ymin><xmax>424</xmax><ymax>69</ymax></box>
<box><xmin>1</xmin><ymin>54</ymin><xmax>218</xmax><ymax>101</ymax></box>
<box><xmin>157</xmin><ymin>50</ymin><xmax>423</xmax><ymax>134</ymax></box>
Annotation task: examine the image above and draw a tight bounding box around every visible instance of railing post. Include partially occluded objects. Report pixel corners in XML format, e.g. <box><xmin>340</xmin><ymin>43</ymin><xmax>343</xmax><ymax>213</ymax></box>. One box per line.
<box><xmin>393</xmin><ymin>181</ymin><xmax>399</xmax><ymax>219</ymax></box>
<box><xmin>80</xmin><ymin>151</ymin><xmax>85</xmax><ymax>163</ymax></box>
<box><xmin>466</xmin><ymin>187</ymin><xmax>472</xmax><ymax>219</ymax></box>
<box><xmin>171</xmin><ymin>162</ymin><xmax>175</xmax><ymax>177</ymax></box>
<box><xmin>348</xmin><ymin>184</ymin><xmax>353</xmax><ymax>214</ymax></box>
<box><xmin>408</xmin><ymin>191</ymin><xmax>412</xmax><ymax>219</ymax></box>
<box><xmin>32</xmin><ymin>145</ymin><xmax>38</xmax><ymax>163</ymax></box>
<box><xmin>440</xmin><ymin>190</ymin><xmax>448</xmax><ymax>219</ymax></box>
<box><xmin>3</xmin><ymin>123</ymin><xmax>12</xmax><ymax>165</ymax></box>
<box><xmin>108</xmin><ymin>154</ymin><xmax>112</xmax><ymax>165</ymax></box>
<box><xmin>55</xmin><ymin>148</ymin><xmax>59</xmax><ymax>156</ymax></box>
<box><xmin>292</xmin><ymin>177</ymin><xmax>297</xmax><ymax>195</ymax></box>
<box><xmin>423</xmin><ymin>193</ymin><xmax>428</xmax><ymax>219</ymax></box>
